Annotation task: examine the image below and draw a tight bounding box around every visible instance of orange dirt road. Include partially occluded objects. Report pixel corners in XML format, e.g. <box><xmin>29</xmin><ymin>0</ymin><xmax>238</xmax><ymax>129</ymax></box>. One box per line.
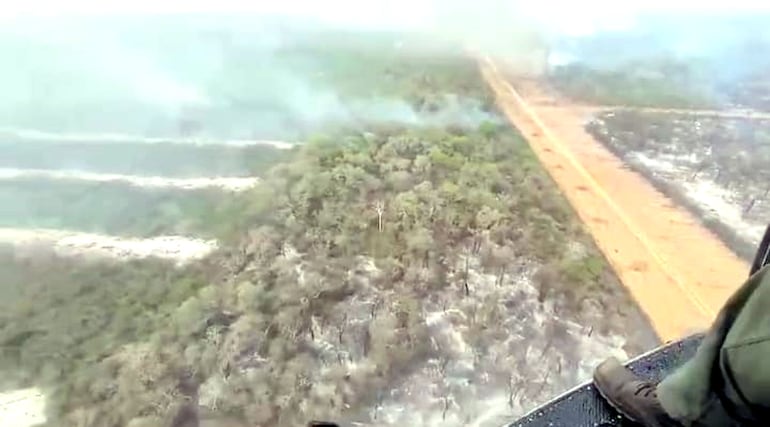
<box><xmin>480</xmin><ymin>58</ymin><xmax>749</xmax><ymax>342</ymax></box>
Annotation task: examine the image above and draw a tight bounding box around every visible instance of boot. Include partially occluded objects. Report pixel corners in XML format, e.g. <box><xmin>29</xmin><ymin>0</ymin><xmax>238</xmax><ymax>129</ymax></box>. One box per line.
<box><xmin>594</xmin><ymin>357</ymin><xmax>683</xmax><ymax>427</ymax></box>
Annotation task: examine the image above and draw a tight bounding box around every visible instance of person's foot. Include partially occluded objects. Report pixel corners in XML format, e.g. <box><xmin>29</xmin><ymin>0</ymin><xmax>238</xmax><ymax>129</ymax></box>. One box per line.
<box><xmin>594</xmin><ymin>357</ymin><xmax>682</xmax><ymax>427</ymax></box>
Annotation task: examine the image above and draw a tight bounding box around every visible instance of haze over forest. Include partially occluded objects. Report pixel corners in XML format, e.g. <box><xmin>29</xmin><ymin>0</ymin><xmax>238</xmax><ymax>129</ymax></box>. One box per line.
<box><xmin>1</xmin><ymin>3</ymin><xmax>769</xmax><ymax>427</ymax></box>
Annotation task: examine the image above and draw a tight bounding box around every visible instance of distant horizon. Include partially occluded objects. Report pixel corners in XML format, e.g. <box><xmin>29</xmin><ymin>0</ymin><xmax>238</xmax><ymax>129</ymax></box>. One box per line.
<box><xmin>3</xmin><ymin>1</ymin><xmax>770</xmax><ymax>37</ymax></box>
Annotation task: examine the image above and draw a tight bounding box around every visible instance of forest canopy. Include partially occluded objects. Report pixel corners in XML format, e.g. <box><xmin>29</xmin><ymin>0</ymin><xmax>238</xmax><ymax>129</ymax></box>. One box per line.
<box><xmin>0</xmin><ymin>35</ymin><xmax>645</xmax><ymax>427</ymax></box>
<box><xmin>0</xmin><ymin>119</ymin><xmax>630</xmax><ymax>426</ymax></box>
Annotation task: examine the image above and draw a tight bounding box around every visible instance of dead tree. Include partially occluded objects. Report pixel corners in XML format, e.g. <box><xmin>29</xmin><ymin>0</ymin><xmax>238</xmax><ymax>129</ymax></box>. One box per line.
<box><xmin>337</xmin><ymin>313</ymin><xmax>348</xmax><ymax>345</ymax></box>
<box><xmin>744</xmin><ymin>198</ymin><xmax>757</xmax><ymax>215</ymax></box>
<box><xmin>436</xmin><ymin>357</ymin><xmax>452</xmax><ymax>421</ymax></box>
<box><xmin>375</xmin><ymin>201</ymin><xmax>385</xmax><ymax>232</ymax></box>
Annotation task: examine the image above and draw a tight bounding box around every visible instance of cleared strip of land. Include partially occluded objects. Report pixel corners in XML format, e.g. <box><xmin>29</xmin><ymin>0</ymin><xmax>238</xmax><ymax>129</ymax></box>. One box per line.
<box><xmin>0</xmin><ymin>127</ymin><xmax>295</xmax><ymax>148</ymax></box>
<box><xmin>0</xmin><ymin>228</ymin><xmax>216</xmax><ymax>263</ymax></box>
<box><xmin>481</xmin><ymin>58</ymin><xmax>748</xmax><ymax>341</ymax></box>
<box><xmin>0</xmin><ymin>168</ymin><xmax>260</xmax><ymax>191</ymax></box>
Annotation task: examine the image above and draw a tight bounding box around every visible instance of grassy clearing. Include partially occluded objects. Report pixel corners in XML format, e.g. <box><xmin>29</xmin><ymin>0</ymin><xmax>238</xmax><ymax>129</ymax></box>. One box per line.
<box><xmin>0</xmin><ymin>140</ymin><xmax>292</xmax><ymax>178</ymax></box>
<box><xmin>0</xmin><ymin>178</ymin><xmax>248</xmax><ymax>238</ymax></box>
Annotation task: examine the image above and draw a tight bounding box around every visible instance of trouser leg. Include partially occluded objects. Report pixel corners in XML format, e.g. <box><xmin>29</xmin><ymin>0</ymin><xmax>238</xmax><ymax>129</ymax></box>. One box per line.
<box><xmin>658</xmin><ymin>266</ymin><xmax>770</xmax><ymax>426</ymax></box>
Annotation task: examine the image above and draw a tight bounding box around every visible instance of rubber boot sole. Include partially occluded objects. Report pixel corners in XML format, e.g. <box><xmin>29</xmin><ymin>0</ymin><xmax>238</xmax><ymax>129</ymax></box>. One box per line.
<box><xmin>593</xmin><ymin>373</ymin><xmax>643</xmax><ymax>425</ymax></box>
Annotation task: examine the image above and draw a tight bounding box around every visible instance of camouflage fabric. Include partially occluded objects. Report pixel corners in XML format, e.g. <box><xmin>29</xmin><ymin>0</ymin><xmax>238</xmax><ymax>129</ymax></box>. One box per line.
<box><xmin>658</xmin><ymin>265</ymin><xmax>770</xmax><ymax>426</ymax></box>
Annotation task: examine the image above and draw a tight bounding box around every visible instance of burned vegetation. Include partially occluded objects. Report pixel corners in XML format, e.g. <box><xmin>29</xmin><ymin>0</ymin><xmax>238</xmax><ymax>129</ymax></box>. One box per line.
<box><xmin>0</xmin><ymin>32</ymin><xmax>656</xmax><ymax>427</ymax></box>
<box><xmin>588</xmin><ymin>110</ymin><xmax>770</xmax><ymax>258</ymax></box>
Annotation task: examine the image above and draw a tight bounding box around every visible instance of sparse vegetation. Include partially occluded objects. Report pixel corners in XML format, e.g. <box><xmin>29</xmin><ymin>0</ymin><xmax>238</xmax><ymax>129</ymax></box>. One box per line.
<box><xmin>722</xmin><ymin>71</ymin><xmax>770</xmax><ymax>111</ymax></box>
<box><xmin>549</xmin><ymin>60</ymin><xmax>717</xmax><ymax>108</ymax></box>
<box><xmin>587</xmin><ymin>110</ymin><xmax>770</xmax><ymax>258</ymax></box>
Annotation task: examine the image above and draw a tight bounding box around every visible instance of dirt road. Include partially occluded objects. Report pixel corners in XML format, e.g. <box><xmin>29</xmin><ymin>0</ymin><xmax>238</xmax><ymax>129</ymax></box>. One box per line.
<box><xmin>480</xmin><ymin>58</ymin><xmax>749</xmax><ymax>341</ymax></box>
<box><xmin>502</xmin><ymin>76</ymin><xmax>770</xmax><ymax>120</ymax></box>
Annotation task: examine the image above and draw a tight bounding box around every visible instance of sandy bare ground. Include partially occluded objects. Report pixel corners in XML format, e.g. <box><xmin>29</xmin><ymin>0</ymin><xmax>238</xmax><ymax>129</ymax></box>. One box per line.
<box><xmin>0</xmin><ymin>127</ymin><xmax>295</xmax><ymax>149</ymax></box>
<box><xmin>0</xmin><ymin>168</ymin><xmax>261</xmax><ymax>191</ymax></box>
<box><xmin>481</xmin><ymin>58</ymin><xmax>748</xmax><ymax>341</ymax></box>
<box><xmin>0</xmin><ymin>388</ymin><xmax>46</xmax><ymax>427</ymax></box>
<box><xmin>0</xmin><ymin>228</ymin><xmax>217</xmax><ymax>264</ymax></box>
